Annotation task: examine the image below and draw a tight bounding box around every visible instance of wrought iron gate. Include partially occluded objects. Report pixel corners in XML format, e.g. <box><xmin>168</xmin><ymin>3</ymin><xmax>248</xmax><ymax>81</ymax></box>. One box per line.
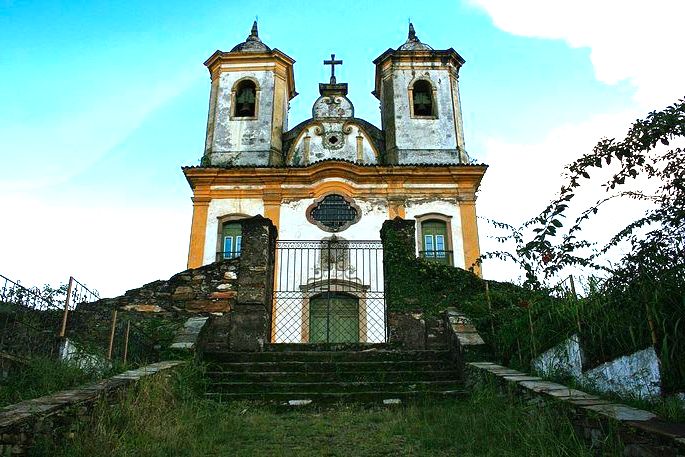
<box><xmin>271</xmin><ymin>238</ymin><xmax>386</xmax><ymax>343</ymax></box>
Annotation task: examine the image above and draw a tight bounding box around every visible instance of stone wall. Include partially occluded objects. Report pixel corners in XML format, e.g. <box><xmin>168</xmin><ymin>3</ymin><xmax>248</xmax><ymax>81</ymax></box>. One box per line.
<box><xmin>72</xmin><ymin>216</ymin><xmax>278</xmax><ymax>354</ymax></box>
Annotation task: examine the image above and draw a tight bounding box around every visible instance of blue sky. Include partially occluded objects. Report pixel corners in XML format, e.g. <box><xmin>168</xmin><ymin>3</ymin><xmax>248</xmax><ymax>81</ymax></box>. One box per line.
<box><xmin>1</xmin><ymin>0</ymin><xmax>682</xmax><ymax>295</ymax></box>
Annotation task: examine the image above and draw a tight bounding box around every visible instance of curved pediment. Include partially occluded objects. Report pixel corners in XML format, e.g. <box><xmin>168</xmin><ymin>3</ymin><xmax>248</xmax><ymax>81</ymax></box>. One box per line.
<box><xmin>284</xmin><ymin>118</ymin><xmax>384</xmax><ymax>166</ymax></box>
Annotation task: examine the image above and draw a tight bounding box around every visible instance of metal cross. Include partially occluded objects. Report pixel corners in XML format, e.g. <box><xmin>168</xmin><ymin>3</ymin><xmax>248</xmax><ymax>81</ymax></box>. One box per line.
<box><xmin>323</xmin><ymin>53</ymin><xmax>343</xmax><ymax>84</ymax></box>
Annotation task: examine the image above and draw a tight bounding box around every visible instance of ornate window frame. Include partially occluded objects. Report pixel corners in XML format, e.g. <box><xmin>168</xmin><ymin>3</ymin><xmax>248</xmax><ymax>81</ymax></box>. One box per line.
<box><xmin>230</xmin><ymin>77</ymin><xmax>260</xmax><ymax>120</ymax></box>
<box><xmin>408</xmin><ymin>77</ymin><xmax>438</xmax><ymax>119</ymax></box>
<box><xmin>414</xmin><ymin>213</ymin><xmax>454</xmax><ymax>266</ymax></box>
<box><xmin>305</xmin><ymin>193</ymin><xmax>362</xmax><ymax>233</ymax></box>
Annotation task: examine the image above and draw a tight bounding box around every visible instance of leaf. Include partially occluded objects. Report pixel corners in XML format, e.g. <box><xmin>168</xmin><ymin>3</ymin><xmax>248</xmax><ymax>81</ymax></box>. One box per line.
<box><xmin>552</xmin><ymin>220</ymin><xmax>563</xmax><ymax>228</ymax></box>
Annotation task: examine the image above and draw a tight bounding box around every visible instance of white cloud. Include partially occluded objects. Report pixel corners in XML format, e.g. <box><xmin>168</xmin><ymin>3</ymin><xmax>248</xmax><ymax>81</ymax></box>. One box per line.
<box><xmin>470</xmin><ymin>0</ymin><xmax>685</xmax><ymax>107</ymax></box>
<box><xmin>0</xmin><ymin>194</ymin><xmax>191</xmax><ymax>297</ymax></box>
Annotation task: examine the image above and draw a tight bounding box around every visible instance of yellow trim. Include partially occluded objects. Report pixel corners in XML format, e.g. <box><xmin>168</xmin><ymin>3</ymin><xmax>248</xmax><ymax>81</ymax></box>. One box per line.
<box><xmin>187</xmin><ymin>196</ymin><xmax>210</xmax><ymax>269</ymax></box>
<box><xmin>459</xmin><ymin>201</ymin><xmax>482</xmax><ymax>277</ymax></box>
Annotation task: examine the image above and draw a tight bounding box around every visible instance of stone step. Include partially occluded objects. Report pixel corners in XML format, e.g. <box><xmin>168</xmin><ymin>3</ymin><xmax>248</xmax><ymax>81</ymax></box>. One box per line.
<box><xmin>205</xmin><ymin>360</ymin><xmax>457</xmax><ymax>373</ymax></box>
<box><xmin>206</xmin><ymin>380</ymin><xmax>462</xmax><ymax>394</ymax></box>
<box><xmin>202</xmin><ymin>350</ymin><xmax>452</xmax><ymax>363</ymax></box>
<box><xmin>264</xmin><ymin>343</ymin><xmax>398</xmax><ymax>352</ymax></box>
<box><xmin>204</xmin><ymin>389</ymin><xmax>467</xmax><ymax>403</ymax></box>
<box><xmin>204</xmin><ymin>369</ymin><xmax>462</xmax><ymax>383</ymax></box>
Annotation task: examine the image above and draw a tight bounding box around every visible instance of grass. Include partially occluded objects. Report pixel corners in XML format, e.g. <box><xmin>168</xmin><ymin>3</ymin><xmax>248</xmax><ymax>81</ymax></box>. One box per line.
<box><xmin>0</xmin><ymin>356</ymin><xmax>104</xmax><ymax>407</ymax></box>
<box><xmin>32</xmin><ymin>364</ymin><xmax>621</xmax><ymax>457</ymax></box>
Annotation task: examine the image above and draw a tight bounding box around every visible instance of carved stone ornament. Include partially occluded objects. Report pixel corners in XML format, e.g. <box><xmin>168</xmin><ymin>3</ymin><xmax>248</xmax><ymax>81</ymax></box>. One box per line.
<box><xmin>323</xmin><ymin>131</ymin><xmax>345</xmax><ymax>150</ymax></box>
<box><xmin>306</xmin><ymin>194</ymin><xmax>362</xmax><ymax>232</ymax></box>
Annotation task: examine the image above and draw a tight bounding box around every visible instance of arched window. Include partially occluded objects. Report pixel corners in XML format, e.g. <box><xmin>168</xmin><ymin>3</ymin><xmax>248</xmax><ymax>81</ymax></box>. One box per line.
<box><xmin>412</xmin><ymin>80</ymin><xmax>434</xmax><ymax>117</ymax></box>
<box><xmin>420</xmin><ymin>219</ymin><xmax>451</xmax><ymax>265</ymax></box>
<box><xmin>220</xmin><ymin>222</ymin><xmax>242</xmax><ymax>259</ymax></box>
<box><xmin>233</xmin><ymin>80</ymin><xmax>257</xmax><ymax>118</ymax></box>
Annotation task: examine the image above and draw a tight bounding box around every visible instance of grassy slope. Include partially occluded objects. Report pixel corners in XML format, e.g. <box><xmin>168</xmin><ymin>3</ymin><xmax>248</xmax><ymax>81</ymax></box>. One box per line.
<box><xmin>33</xmin><ymin>365</ymin><xmax>620</xmax><ymax>457</ymax></box>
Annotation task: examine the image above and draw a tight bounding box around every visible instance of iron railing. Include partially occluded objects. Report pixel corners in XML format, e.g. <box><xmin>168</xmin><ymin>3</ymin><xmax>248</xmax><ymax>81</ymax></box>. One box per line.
<box><xmin>271</xmin><ymin>239</ymin><xmax>386</xmax><ymax>344</ymax></box>
<box><xmin>0</xmin><ymin>274</ymin><xmax>62</xmax><ymax>359</ymax></box>
<box><xmin>215</xmin><ymin>251</ymin><xmax>241</xmax><ymax>262</ymax></box>
<box><xmin>419</xmin><ymin>250</ymin><xmax>454</xmax><ymax>265</ymax></box>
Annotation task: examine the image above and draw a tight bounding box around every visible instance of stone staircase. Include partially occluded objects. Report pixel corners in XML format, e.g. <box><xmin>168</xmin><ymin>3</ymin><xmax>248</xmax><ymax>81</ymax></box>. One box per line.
<box><xmin>202</xmin><ymin>344</ymin><xmax>465</xmax><ymax>404</ymax></box>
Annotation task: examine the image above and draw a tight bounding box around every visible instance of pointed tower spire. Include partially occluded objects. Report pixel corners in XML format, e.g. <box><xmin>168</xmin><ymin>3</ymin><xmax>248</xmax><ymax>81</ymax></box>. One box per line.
<box><xmin>247</xmin><ymin>20</ymin><xmax>260</xmax><ymax>42</ymax></box>
<box><xmin>408</xmin><ymin>22</ymin><xmax>418</xmax><ymax>42</ymax></box>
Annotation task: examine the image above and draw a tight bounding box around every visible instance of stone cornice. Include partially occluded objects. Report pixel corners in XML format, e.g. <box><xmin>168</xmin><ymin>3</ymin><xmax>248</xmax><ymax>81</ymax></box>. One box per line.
<box><xmin>183</xmin><ymin>161</ymin><xmax>487</xmax><ymax>200</ymax></box>
<box><xmin>204</xmin><ymin>49</ymin><xmax>297</xmax><ymax>99</ymax></box>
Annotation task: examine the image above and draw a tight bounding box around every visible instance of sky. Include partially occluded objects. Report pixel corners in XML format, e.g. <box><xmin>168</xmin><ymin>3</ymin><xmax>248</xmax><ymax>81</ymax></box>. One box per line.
<box><xmin>0</xmin><ymin>0</ymin><xmax>683</xmax><ymax>296</ymax></box>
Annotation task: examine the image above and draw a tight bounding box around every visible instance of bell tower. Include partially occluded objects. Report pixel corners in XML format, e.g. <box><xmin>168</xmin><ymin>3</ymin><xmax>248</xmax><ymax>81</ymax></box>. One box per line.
<box><xmin>373</xmin><ymin>24</ymin><xmax>468</xmax><ymax>165</ymax></box>
<box><xmin>202</xmin><ymin>22</ymin><xmax>297</xmax><ymax>166</ymax></box>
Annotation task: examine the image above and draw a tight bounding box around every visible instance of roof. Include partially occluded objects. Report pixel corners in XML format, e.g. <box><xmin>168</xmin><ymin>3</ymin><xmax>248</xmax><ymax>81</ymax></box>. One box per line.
<box><xmin>183</xmin><ymin>158</ymin><xmax>487</xmax><ymax>170</ymax></box>
<box><xmin>230</xmin><ymin>21</ymin><xmax>271</xmax><ymax>53</ymax></box>
<box><xmin>398</xmin><ymin>23</ymin><xmax>433</xmax><ymax>51</ymax></box>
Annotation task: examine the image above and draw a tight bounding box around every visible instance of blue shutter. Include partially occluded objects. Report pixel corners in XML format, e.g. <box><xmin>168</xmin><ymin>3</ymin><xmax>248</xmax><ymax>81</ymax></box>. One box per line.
<box><xmin>424</xmin><ymin>235</ymin><xmax>434</xmax><ymax>258</ymax></box>
<box><xmin>235</xmin><ymin>235</ymin><xmax>242</xmax><ymax>257</ymax></box>
<box><xmin>223</xmin><ymin>236</ymin><xmax>233</xmax><ymax>259</ymax></box>
<box><xmin>436</xmin><ymin>235</ymin><xmax>445</xmax><ymax>258</ymax></box>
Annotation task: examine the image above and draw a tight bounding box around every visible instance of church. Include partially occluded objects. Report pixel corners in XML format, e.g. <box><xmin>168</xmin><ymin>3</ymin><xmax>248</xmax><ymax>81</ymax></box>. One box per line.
<box><xmin>182</xmin><ymin>22</ymin><xmax>487</xmax><ymax>343</ymax></box>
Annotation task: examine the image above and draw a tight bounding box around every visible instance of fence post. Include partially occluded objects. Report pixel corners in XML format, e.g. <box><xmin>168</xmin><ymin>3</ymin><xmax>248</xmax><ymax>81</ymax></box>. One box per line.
<box><xmin>59</xmin><ymin>276</ymin><xmax>74</xmax><ymax>338</ymax></box>
<box><xmin>527</xmin><ymin>305</ymin><xmax>537</xmax><ymax>356</ymax></box>
<box><xmin>484</xmin><ymin>281</ymin><xmax>497</xmax><ymax>350</ymax></box>
<box><xmin>568</xmin><ymin>275</ymin><xmax>583</xmax><ymax>335</ymax></box>
<box><xmin>107</xmin><ymin>310</ymin><xmax>118</xmax><ymax>360</ymax></box>
<box><xmin>123</xmin><ymin>321</ymin><xmax>130</xmax><ymax>365</ymax></box>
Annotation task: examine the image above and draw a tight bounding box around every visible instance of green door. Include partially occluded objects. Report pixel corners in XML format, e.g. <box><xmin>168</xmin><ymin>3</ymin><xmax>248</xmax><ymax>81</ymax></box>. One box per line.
<box><xmin>422</xmin><ymin>220</ymin><xmax>450</xmax><ymax>265</ymax></box>
<box><xmin>309</xmin><ymin>293</ymin><xmax>359</xmax><ymax>343</ymax></box>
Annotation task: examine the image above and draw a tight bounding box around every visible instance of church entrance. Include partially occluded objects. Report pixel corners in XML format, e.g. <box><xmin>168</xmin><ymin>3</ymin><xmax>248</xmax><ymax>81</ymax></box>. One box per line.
<box><xmin>271</xmin><ymin>239</ymin><xmax>386</xmax><ymax>344</ymax></box>
<box><xmin>309</xmin><ymin>293</ymin><xmax>359</xmax><ymax>343</ymax></box>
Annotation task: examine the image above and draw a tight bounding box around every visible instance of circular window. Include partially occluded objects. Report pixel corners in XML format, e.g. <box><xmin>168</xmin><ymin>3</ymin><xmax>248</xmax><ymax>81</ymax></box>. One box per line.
<box><xmin>306</xmin><ymin>194</ymin><xmax>361</xmax><ymax>232</ymax></box>
<box><xmin>329</xmin><ymin>135</ymin><xmax>339</xmax><ymax>144</ymax></box>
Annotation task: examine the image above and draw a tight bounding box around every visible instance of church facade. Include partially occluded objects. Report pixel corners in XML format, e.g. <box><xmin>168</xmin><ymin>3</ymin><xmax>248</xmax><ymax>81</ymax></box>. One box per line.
<box><xmin>182</xmin><ymin>22</ymin><xmax>487</xmax><ymax>343</ymax></box>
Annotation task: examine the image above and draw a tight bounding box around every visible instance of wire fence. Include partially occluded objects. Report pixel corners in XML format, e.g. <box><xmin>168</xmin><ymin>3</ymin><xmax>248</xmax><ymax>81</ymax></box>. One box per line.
<box><xmin>1</xmin><ymin>274</ymin><xmax>158</xmax><ymax>370</ymax></box>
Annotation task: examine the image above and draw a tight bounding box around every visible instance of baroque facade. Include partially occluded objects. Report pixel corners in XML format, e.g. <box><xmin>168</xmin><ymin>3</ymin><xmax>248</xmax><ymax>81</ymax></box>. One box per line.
<box><xmin>184</xmin><ymin>22</ymin><xmax>487</xmax><ymax>275</ymax></box>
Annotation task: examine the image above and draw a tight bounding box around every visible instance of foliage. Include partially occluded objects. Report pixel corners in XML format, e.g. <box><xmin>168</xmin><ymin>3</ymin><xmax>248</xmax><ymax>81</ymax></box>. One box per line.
<box><xmin>477</xmin><ymin>98</ymin><xmax>685</xmax><ymax>392</ymax></box>
<box><xmin>33</xmin><ymin>365</ymin><xmax>614</xmax><ymax>457</ymax></box>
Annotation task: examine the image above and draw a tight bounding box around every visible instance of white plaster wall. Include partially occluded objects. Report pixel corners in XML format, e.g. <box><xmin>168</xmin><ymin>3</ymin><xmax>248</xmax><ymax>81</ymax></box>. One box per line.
<box><xmin>533</xmin><ymin>335</ymin><xmax>584</xmax><ymax>379</ymax></box>
<box><xmin>203</xmin><ymin>198</ymin><xmax>264</xmax><ymax>265</ymax></box>
<box><xmin>583</xmin><ymin>347</ymin><xmax>662</xmax><ymax>399</ymax></box>
<box><xmin>209</xmin><ymin>70</ymin><xmax>275</xmax><ymax>164</ymax></box>
<box><xmin>404</xmin><ymin>199</ymin><xmax>465</xmax><ymax>269</ymax></box>
<box><xmin>279</xmin><ymin>197</ymin><xmax>388</xmax><ymax>241</ymax></box>
<box><xmin>533</xmin><ymin>337</ymin><xmax>662</xmax><ymax>400</ymax></box>
<box><xmin>391</xmin><ymin>69</ymin><xmax>458</xmax><ymax>152</ymax></box>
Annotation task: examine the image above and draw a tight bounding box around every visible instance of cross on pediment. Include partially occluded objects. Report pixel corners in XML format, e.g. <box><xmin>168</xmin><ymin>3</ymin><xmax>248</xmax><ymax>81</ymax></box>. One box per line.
<box><xmin>324</xmin><ymin>54</ymin><xmax>343</xmax><ymax>84</ymax></box>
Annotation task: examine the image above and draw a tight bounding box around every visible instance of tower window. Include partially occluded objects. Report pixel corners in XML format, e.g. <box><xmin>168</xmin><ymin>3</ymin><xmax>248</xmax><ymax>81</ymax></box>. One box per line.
<box><xmin>412</xmin><ymin>80</ymin><xmax>434</xmax><ymax>117</ymax></box>
<box><xmin>234</xmin><ymin>80</ymin><xmax>257</xmax><ymax>118</ymax></box>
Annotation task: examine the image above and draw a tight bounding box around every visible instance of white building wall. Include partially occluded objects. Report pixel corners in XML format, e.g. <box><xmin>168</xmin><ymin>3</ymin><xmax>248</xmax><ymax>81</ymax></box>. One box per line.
<box><xmin>202</xmin><ymin>198</ymin><xmax>264</xmax><ymax>265</ymax></box>
<box><xmin>405</xmin><ymin>199</ymin><xmax>465</xmax><ymax>269</ymax></box>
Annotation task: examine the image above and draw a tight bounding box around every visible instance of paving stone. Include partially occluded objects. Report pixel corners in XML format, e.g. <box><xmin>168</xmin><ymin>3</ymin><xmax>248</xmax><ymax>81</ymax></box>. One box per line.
<box><xmin>519</xmin><ymin>380</ymin><xmax>570</xmax><ymax>393</ymax></box>
<box><xmin>502</xmin><ymin>375</ymin><xmax>541</xmax><ymax>382</ymax></box>
<box><xmin>583</xmin><ymin>404</ymin><xmax>657</xmax><ymax>421</ymax></box>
